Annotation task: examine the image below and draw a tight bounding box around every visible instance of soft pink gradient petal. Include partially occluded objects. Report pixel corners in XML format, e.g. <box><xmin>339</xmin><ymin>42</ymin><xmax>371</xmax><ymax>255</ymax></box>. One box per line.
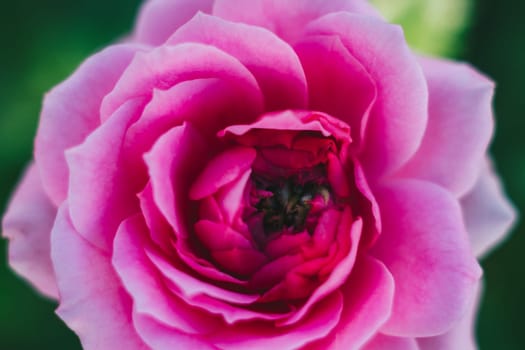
<box><xmin>168</xmin><ymin>13</ymin><xmax>307</xmax><ymax>110</ymax></box>
<box><xmin>304</xmin><ymin>257</ymin><xmax>395</xmax><ymax>350</ymax></box>
<box><xmin>144</xmin><ymin>122</ymin><xmax>208</xmax><ymax>234</ymax></box>
<box><xmin>127</xmin><ymin>76</ymin><xmax>263</xmax><ymax>148</ymax></box>
<box><xmin>133</xmin><ymin>314</ymin><xmax>218</xmax><ymax>350</ymax></box>
<box><xmin>212</xmin><ymin>0</ymin><xmax>380</xmax><ymax>43</ymax></box>
<box><xmin>362</xmin><ymin>334</ymin><xmax>419</xmax><ymax>350</ymax></box>
<box><xmin>461</xmin><ymin>159</ymin><xmax>517</xmax><ymax>258</ymax></box>
<box><xmin>100</xmin><ymin>43</ymin><xmax>262</xmax><ymax>121</ymax></box>
<box><xmin>219</xmin><ymin>110</ymin><xmax>351</xmax><ymax>150</ymax></box>
<box><xmin>2</xmin><ymin>165</ymin><xmax>58</xmax><ymax>298</ymax></box>
<box><xmin>209</xmin><ymin>292</ymin><xmax>343</xmax><ymax>350</ymax></box>
<box><xmin>66</xmin><ymin>98</ymin><xmax>146</xmax><ymax>252</ymax></box>
<box><xmin>134</xmin><ymin>0</ymin><xmax>214</xmax><ymax>45</ymax></box>
<box><xmin>35</xmin><ymin>44</ymin><xmax>143</xmax><ymax>205</ymax></box>
<box><xmin>138</xmin><ymin>182</ymin><xmax>174</xmax><ymax>252</ymax></box>
<box><xmin>145</xmin><ymin>247</ymin><xmax>259</xmax><ymax>305</ymax></box>
<box><xmin>145</xmin><ymin>248</ymin><xmax>283</xmax><ymax>325</ymax></box>
<box><xmin>189</xmin><ymin>146</ymin><xmax>256</xmax><ymax>200</ymax></box>
<box><xmin>294</xmin><ymin>34</ymin><xmax>376</xmax><ymax>147</ymax></box>
<box><xmin>399</xmin><ymin>57</ymin><xmax>494</xmax><ymax>196</ymax></box>
<box><xmin>51</xmin><ymin>205</ymin><xmax>148</xmax><ymax>350</ymax></box>
<box><xmin>353</xmin><ymin>158</ymin><xmax>381</xmax><ymax>247</ymax></box>
<box><xmin>214</xmin><ymin>168</ymin><xmax>252</xmax><ymax>225</ymax></box>
<box><xmin>112</xmin><ymin>215</ymin><xmax>221</xmax><ymax>334</ymax></box>
<box><xmin>372</xmin><ymin>179</ymin><xmax>482</xmax><ymax>337</ymax></box>
<box><xmin>306</xmin><ymin>13</ymin><xmax>428</xmax><ymax>176</ymax></box>
<box><xmin>417</xmin><ymin>283</ymin><xmax>481</xmax><ymax>350</ymax></box>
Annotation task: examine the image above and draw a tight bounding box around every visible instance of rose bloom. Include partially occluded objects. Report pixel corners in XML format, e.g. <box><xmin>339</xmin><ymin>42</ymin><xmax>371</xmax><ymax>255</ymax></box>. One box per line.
<box><xmin>2</xmin><ymin>0</ymin><xmax>516</xmax><ymax>349</ymax></box>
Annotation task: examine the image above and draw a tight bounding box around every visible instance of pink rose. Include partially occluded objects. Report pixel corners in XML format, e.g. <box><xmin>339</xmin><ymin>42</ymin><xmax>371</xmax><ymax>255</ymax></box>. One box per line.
<box><xmin>2</xmin><ymin>1</ymin><xmax>516</xmax><ymax>349</ymax></box>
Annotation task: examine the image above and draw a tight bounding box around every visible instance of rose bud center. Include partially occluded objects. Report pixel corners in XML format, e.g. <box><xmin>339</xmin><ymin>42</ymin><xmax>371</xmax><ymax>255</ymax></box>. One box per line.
<box><xmin>187</xmin><ymin>111</ymin><xmax>371</xmax><ymax>297</ymax></box>
<box><xmin>249</xmin><ymin>169</ymin><xmax>333</xmax><ymax>236</ymax></box>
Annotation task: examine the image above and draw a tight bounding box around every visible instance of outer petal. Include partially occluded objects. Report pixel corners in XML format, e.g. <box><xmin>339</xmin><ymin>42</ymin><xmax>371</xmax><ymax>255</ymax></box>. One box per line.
<box><xmin>51</xmin><ymin>205</ymin><xmax>147</xmax><ymax>350</ymax></box>
<box><xmin>35</xmin><ymin>44</ymin><xmax>143</xmax><ymax>205</ymax></box>
<box><xmin>127</xmin><ymin>76</ymin><xmax>263</xmax><ymax>151</ymax></box>
<box><xmin>461</xmin><ymin>159</ymin><xmax>517</xmax><ymax>258</ymax></box>
<box><xmin>304</xmin><ymin>257</ymin><xmax>395</xmax><ymax>350</ymax></box>
<box><xmin>112</xmin><ymin>215</ymin><xmax>221</xmax><ymax>334</ymax></box>
<box><xmin>133</xmin><ymin>314</ymin><xmax>218</xmax><ymax>350</ymax></box>
<box><xmin>294</xmin><ymin>34</ymin><xmax>376</xmax><ymax>148</ymax></box>
<box><xmin>417</xmin><ymin>282</ymin><xmax>482</xmax><ymax>350</ymax></box>
<box><xmin>134</xmin><ymin>0</ymin><xmax>214</xmax><ymax>45</ymax></box>
<box><xmin>100</xmin><ymin>43</ymin><xmax>262</xmax><ymax>122</ymax></box>
<box><xmin>306</xmin><ymin>13</ymin><xmax>428</xmax><ymax>176</ymax></box>
<box><xmin>372</xmin><ymin>179</ymin><xmax>482</xmax><ymax>337</ymax></box>
<box><xmin>208</xmin><ymin>292</ymin><xmax>344</xmax><ymax>350</ymax></box>
<box><xmin>212</xmin><ymin>0</ymin><xmax>380</xmax><ymax>43</ymax></box>
<box><xmin>66</xmin><ymin>98</ymin><xmax>146</xmax><ymax>252</ymax></box>
<box><xmin>144</xmin><ymin>122</ymin><xmax>209</xmax><ymax>234</ymax></box>
<box><xmin>2</xmin><ymin>165</ymin><xmax>58</xmax><ymax>298</ymax></box>
<box><xmin>167</xmin><ymin>13</ymin><xmax>308</xmax><ymax>110</ymax></box>
<box><xmin>362</xmin><ymin>334</ymin><xmax>419</xmax><ymax>350</ymax></box>
<box><xmin>399</xmin><ymin>57</ymin><xmax>494</xmax><ymax>196</ymax></box>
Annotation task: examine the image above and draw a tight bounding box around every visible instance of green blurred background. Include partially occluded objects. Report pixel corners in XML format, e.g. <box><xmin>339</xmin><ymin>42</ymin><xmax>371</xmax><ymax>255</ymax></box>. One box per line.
<box><xmin>0</xmin><ymin>0</ymin><xmax>523</xmax><ymax>349</ymax></box>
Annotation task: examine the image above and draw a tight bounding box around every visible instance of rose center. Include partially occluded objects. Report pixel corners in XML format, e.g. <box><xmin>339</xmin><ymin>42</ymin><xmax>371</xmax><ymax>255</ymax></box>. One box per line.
<box><xmin>247</xmin><ymin>166</ymin><xmax>333</xmax><ymax>237</ymax></box>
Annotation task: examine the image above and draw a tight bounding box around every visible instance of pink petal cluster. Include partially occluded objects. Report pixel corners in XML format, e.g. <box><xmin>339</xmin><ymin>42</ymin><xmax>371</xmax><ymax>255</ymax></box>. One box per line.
<box><xmin>2</xmin><ymin>1</ymin><xmax>516</xmax><ymax>349</ymax></box>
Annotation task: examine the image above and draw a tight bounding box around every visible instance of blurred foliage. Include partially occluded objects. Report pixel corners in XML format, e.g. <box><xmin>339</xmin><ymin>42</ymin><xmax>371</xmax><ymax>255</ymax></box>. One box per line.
<box><xmin>0</xmin><ymin>0</ymin><xmax>523</xmax><ymax>349</ymax></box>
<box><xmin>371</xmin><ymin>0</ymin><xmax>472</xmax><ymax>57</ymax></box>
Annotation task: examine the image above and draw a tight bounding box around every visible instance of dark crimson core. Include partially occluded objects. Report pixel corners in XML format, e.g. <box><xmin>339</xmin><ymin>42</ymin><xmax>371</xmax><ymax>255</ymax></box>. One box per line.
<box><xmin>246</xmin><ymin>165</ymin><xmax>334</xmax><ymax>238</ymax></box>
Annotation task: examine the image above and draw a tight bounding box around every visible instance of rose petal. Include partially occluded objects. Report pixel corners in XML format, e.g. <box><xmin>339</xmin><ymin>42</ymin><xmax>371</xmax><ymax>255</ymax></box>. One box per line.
<box><xmin>133</xmin><ymin>314</ymin><xmax>217</xmax><ymax>350</ymax></box>
<box><xmin>295</xmin><ymin>34</ymin><xmax>376</xmax><ymax>148</ymax></box>
<box><xmin>303</xmin><ymin>257</ymin><xmax>395</xmax><ymax>350</ymax></box>
<box><xmin>212</xmin><ymin>247</ymin><xmax>268</xmax><ymax>278</ymax></box>
<box><xmin>138</xmin><ymin>182</ymin><xmax>174</xmax><ymax>252</ymax></box>
<box><xmin>417</xmin><ymin>282</ymin><xmax>481</xmax><ymax>350</ymax></box>
<box><xmin>265</xmin><ymin>231</ymin><xmax>311</xmax><ymax>259</ymax></box>
<box><xmin>250</xmin><ymin>254</ymin><xmax>305</xmax><ymax>290</ymax></box>
<box><xmin>208</xmin><ymin>291</ymin><xmax>343</xmax><ymax>350</ymax></box>
<box><xmin>145</xmin><ymin>247</ymin><xmax>259</xmax><ymax>305</ymax></box>
<box><xmin>280</xmin><ymin>212</ymin><xmax>361</xmax><ymax>326</ymax></box>
<box><xmin>127</xmin><ymin>76</ymin><xmax>263</xmax><ymax>149</ymax></box>
<box><xmin>147</xmin><ymin>250</ymin><xmax>287</xmax><ymax>324</ymax></box>
<box><xmin>35</xmin><ymin>44</ymin><xmax>143</xmax><ymax>204</ymax></box>
<box><xmin>327</xmin><ymin>153</ymin><xmax>352</xmax><ymax>197</ymax></box>
<box><xmin>353</xmin><ymin>158</ymin><xmax>381</xmax><ymax>247</ymax></box>
<box><xmin>189</xmin><ymin>146</ymin><xmax>256</xmax><ymax>200</ymax></box>
<box><xmin>214</xmin><ymin>168</ymin><xmax>252</xmax><ymax>225</ymax></box>
<box><xmin>362</xmin><ymin>334</ymin><xmax>419</xmax><ymax>350</ymax></box>
<box><xmin>194</xmin><ymin>220</ymin><xmax>253</xmax><ymax>251</ymax></box>
<box><xmin>112</xmin><ymin>215</ymin><xmax>221</xmax><ymax>334</ymax></box>
<box><xmin>399</xmin><ymin>57</ymin><xmax>494</xmax><ymax>196</ymax></box>
<box><xmin>306</xmin><ymin>13</ymin><xmax>428</xmax><ymax>176</ymax></box>
<box><xmin>134</xmin><ymin>0</ymin><xmax>214</xmax><ymax>45</ymax></box>
<box><xmin>2</xmin><ymin>165</ymin><xmax>58</xmax><ymax>298</ymax></box>
<box><xmin>100</xmin><ymin>43</ymin><xmax>262</xmax><ymax>122</ymax></box>
<box><xmin>212</xmin><ymin>0</ymin><xmax>380</xmax><ymax>43</ymax></box>
<box><xmin>220</xmin><ymin>110</ymin><xmax>334</xmax><ymax>138</ymax></box>
<box><xmin>51</xmin><ymin>205</ymin><xmax>148</xmax><ymax>350</ymax></box>
<box><xmin>66</xmin><ymin>98</ymin><xmax>146</xmax><ymax>252</ymax></box>
<box><xmin>461</xmin><ymin>159</ymin><xmax>517</xmax><ymax>258</ymax></box>
<box><xmin>372</xmin><ymin>179</ymin><xmax>482</xmax><ymax>337</ymax></box>
<box><xmin>168</xmin><ymin>13</ymin><xmax>307</xmax><ymax>110</ymax></box>
<box><xmin>144</xmin><ymin>122</ymin><xmax>208</xmax><ymax>235</ymax></box>
<box><xmin>142</xmin><ymin>110</ymin><xmax>256</xmax><ymax>286</ymax></box>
